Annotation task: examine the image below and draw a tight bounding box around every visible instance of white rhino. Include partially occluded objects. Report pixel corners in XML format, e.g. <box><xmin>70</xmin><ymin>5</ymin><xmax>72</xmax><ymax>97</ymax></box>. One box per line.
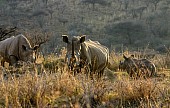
<box><xmin>62</xmin><ymin>35</ymin><xmax>109</xmax><ymax>77</ymax></box>
<box><xmin>119</xmin><ymin>54</ymin><xmax>157</xmax><ymax>78</ymax></box>
<box><xmin>0</xmin><ymin>34</ymin><xmax>39</xmax><ymax>67</ymax></box>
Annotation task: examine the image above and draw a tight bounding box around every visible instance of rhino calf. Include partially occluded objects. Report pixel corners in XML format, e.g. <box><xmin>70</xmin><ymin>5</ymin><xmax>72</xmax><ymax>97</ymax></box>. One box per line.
<box><xmin>119</xmin><ymin>54</ymin><xmax>157</xmax><ymax>78</ymax></box>
<box><xmin>62</xmin><ymin>35</ymin><xmax>109</xmax><ymax>77</ymax></box>
<box><xmin>0</xmin><ymin>34</ymin><xmax>39</xmax><ymax>67</ymax></box>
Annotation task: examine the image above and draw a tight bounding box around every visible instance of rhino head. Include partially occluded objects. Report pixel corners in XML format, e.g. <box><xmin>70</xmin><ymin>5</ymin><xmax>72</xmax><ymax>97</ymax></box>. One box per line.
<box><xmin>118</xmin><ymin>55</ymin><xmax>134</xmax><ymax>71</ymax></box>
<box><xmin>18</xmin><ymin>35</ymin><xmax>39</xmax><ymax>63</ymax></box>
<box><xmin>62</xmin><ymin>35</ymin><xmax>86</xmax><ymax>70</ymax></box>
<box><xmin>8</xmin><ymin>35</ymin><xmax>39</xmax><ymax>66</ymax></box>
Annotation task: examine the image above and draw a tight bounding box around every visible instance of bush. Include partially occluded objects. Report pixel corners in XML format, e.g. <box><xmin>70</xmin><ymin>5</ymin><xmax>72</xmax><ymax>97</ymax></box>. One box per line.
<box><xmin>0</xmin><ymin>54</ymin><xmax>169</xmax><ymax>107</ymax></box>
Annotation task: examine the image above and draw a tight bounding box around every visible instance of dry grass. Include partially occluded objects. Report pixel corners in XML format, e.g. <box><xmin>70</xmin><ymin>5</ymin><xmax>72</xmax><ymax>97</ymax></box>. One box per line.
<box><xmin>0</xmin><ymin>52</ymin><xmax>169</xmax><ymax>108</ymax></box>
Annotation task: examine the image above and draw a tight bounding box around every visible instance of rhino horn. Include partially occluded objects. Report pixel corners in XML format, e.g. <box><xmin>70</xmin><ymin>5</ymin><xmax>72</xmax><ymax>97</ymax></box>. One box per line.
<box><xmin>33</xmin><ymin>45</ymin><xmax>39</xmax><ymax>50</ymax></box>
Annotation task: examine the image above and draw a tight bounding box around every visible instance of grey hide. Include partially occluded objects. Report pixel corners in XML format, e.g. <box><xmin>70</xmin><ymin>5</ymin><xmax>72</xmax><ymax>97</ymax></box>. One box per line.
<box><xmin>119</xmin><ymin>54</ymin><xmax>157</xmax><ymax>78</ymax></box>
<box><xmin>62</xmin><ymin>35</ymin><xmax>109</xmax><ymax>77</ymax></box>
<box><xmin>0</xmin><ymin>34</ymin><xmax>39</xmax><ymax>67</ymax></box>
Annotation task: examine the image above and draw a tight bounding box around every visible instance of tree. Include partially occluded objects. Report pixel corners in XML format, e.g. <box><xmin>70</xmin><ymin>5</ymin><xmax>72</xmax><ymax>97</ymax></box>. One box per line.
<box><xmin>123</xmin><ymin>0</ymin><xmax>129</xmax><ymax>10</ymax></box>
<box><xmin>81</xmin><ymin>0</ymin><xmax>110</xmax><ymax>10</ymax></box>
<box><xmin>130</xmin><ymin>6</ymin><xmax>146</xmax><ymax>19</ymax></box>
<box><xmin>26</xmin><ymin>30</ymin><xmax>51</xmax><ymax>60</ymax></box>
<box><xmin>143</xmin><ymin>0</ymin><xmax>151</xmax><ymax>8</ymax></box>
<box><xmin>105</xmin><ymin>21</ymin><xmax>147</xmax><ymax>46</ymax></box>
<box><xmin>42</xmin><ymin>0</ymin><xmax>49</xmax><ymax>6</ymax></box>
<box><xmin>150</xmin><ymin>0</ymin><xmax>161</xmax><ymax>10</ymax></box>
<box><xmin>0</xmin><ymin>26</ymin><xmax>18</xmax><ymax>41</ymax></box>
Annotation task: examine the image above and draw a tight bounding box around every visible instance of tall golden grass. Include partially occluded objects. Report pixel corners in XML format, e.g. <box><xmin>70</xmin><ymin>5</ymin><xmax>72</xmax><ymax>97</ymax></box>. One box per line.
<box><xmin>0</xmin><ymin>51</ymin><xmax>169</xmax><ymax>107</ymax></box>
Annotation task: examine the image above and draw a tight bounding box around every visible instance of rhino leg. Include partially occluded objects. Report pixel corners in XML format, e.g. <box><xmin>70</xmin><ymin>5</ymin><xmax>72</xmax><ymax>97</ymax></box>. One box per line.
<box><xmin>9</xmin><ymin>55</ymin><xmax>18</xmax><ymax>67</ymax></box>
<box><xmin>1</xmin><ymin>59</ymin><xmax>5</xmax><ymax>67</ymax></box>
<box><xmin>98</xmin><ymin>68</ymin><xmax>105</xmax><ymax>78</ymax></box>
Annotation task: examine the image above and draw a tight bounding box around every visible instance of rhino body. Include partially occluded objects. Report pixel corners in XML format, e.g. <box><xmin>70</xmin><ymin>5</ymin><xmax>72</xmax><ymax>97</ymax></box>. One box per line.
<box><xmin>0</xmin><ymin>34</ymin><xmax>38</xmax><ymax>67</ymax></box>
<box><xmin>62</xmin><ymin>35</ymin><xmax>109</xmax><ymax>77</ymax></box>
<box><xmin>119</xmin><ymin>55</ymin><xmax>157</xmax><ymax>78</ymax></box>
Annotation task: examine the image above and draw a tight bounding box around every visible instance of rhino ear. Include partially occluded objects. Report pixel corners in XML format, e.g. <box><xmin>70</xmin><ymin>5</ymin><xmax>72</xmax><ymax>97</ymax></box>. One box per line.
<box><xmin>22</xmin><ymin>45</ymin><xmax>27</xmax><ymax>51</ymax></box>
<box><xmin>80</xmin><ymin>35</ymin><xmax>86</xmax><ymax>43</ymax></box>
<box><xmin>33</xmin><ymin>45</ymin><xmax>39</xmax><ymax>50</ymax></box>
<box><xmin>62</xmin><ymin>35</ymin><xmax>69</xmax><ymax>43</ymax></box>
<box><xmin>123</xmin><ymin>54</ymin><xmax>128</xmax><ymax>60</ymax></box>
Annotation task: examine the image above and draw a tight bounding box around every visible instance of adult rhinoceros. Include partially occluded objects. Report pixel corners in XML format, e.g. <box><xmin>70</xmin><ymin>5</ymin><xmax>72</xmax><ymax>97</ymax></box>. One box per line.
<box><xmin>0</xmin><ymin>34</ymin><xmax>39</xmax><ymax>67</ymax></box>
<box><xmin>62</xmin><ymin>35</ymin><xmax>109</xmax><ymax>77</ymax></box>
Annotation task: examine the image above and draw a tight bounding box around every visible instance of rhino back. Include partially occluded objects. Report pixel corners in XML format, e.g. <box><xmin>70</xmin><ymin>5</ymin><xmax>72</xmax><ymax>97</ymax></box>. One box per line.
<box><xmin>81</xmin><ymin>40</ymin><xmax>109</xmax><ymax>71</ymax></box>
<box><xmin>0</xmin><ymin>36</ymin><xmax>15</xmax><ymax>59</ymax></box>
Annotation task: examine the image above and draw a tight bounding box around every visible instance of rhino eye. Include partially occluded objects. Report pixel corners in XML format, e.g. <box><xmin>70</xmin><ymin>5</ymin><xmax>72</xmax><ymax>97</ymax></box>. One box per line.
<box><xmin>22</xmin><ymin>45</ymin><xmax>27</xmax><ymax>51</ymax></box>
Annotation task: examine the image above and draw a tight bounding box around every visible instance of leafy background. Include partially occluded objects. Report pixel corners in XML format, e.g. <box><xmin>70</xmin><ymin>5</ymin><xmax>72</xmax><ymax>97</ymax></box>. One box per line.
<box><xmin>0</xmin><ymin>0</ymin><xmax>170</xmax><ymax>53</ymax></box>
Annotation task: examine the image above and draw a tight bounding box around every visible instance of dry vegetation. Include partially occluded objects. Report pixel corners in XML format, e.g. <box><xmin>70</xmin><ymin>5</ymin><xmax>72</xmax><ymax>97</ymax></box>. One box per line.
<box><xmin>1</xmin><ymin>0</ymin><xmax>170</xmax><ymax>107</ymax></box>
<box><xmin>0</xmin><ymin>51</ymin><xmax>169</xmax><ymax>108</ymax></box>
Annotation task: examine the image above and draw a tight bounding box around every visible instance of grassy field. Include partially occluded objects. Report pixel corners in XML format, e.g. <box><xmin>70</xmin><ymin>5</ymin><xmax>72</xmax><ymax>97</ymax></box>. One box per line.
<box><xmin>0</xmin><ymin>53</ymin><xmax>170</xmax><ymax>108</ymax></box>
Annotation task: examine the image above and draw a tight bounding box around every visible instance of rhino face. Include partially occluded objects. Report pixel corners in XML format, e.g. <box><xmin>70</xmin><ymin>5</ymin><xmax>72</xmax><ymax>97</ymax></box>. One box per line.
<box><xmin>120</xmin><ymin>54</ymin><xmax>138</xmax><ymax>75</ymax></box>
<box><xmin>122</xmin><ymin>54</ymin><xmax>137</xmax><ymax>67</ymax></box>
<box><xmin>20</xmin><ymin>45</ymin><xmax>38</xmax><ymax>63</ymax></box>
<box><xmin>18</xmin><ymin>35</ymin><xmax>39</xmax><ymax>63</ymax></box>
<box><xmin>120</xmin><ymin>55</ymin><xmax>130</xmax><ymax>70</ymax></box>
<box><xmin>119</xmin><ymin>61</ymin><xmax>126</xmax><ymax>71</ymax></box>
<box><xmin>62</xmin><ymin>35</ymin><xmax>85</xmax><ymax>70</ymax></box>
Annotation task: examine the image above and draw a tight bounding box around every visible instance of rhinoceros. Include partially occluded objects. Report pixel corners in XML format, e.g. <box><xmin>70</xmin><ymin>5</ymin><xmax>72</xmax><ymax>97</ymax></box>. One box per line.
<box><xmin>62</xmin><ymin>35</ymin><xmax>109</xmax><ymax>77</ymax></box>
<box><xmin>119</xmin><ymin>54</ymin><xmax>157</xmax><ymax>78</ymax></box>
<box><xmin>0</xmin><ymin>34</ymin><xmax>39</xmax><ymax>67</ymax></box>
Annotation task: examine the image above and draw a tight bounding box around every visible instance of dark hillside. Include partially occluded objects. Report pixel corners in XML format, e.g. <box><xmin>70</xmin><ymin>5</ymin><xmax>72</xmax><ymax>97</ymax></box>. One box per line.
<box><xmin>0</xmin><ymin>0</ymin><xmax>170</xmax><ymax>53</ymax></box>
